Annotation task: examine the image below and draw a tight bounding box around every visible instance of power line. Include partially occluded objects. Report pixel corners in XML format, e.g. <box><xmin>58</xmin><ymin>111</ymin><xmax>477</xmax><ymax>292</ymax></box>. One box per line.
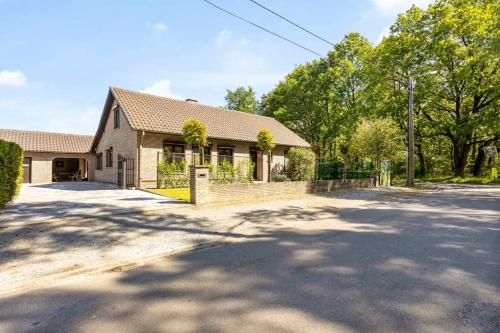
<box><xmin>200</xmin><ymin>0</ymin><xmax>322</xmax><ymax>56</ymax></box>
<box><xmin>249</xmin><ymin>0</ymin><xmax>334</xmax><ymax>47</ymax></box>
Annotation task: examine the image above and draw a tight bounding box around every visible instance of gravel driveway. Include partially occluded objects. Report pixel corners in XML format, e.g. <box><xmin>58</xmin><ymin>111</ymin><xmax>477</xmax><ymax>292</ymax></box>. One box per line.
<box><xmin>0</xmin><ymin>182</ymin><xmax>185</xmax><ymax>227</ymax></box>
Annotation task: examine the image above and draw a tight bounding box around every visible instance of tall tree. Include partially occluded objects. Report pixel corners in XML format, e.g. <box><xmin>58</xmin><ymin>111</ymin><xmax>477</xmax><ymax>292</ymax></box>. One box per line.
<box><xmin>263</xmin><ymin>33</ymin><xmax>373</xmax><ymax>159</ymax></box>
<box><xmin>375</xmin><ymin>0</ymin><xmax>499</xmax><ymax>176</ymax></box>
<box><xmin>225</xmin><ymin>86</ymin><xmax>259</xmax><ymax>114</ymax></box>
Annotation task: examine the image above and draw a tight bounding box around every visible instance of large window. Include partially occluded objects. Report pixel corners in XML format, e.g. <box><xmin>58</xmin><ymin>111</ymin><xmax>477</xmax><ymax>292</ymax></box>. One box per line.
<box><xmin>96</xmin><ymin>153</ymin><xmax>103</xmax><ymax>170</ymax></box>
<box><xmin>113</xmin><ymin>106</ymin><xmax>120</xmax><ymax>129</ymax></box>
<box><xmin>105</xmin><ymin>147</ymin><xmax>113</xmax><ymax>167</ymax></box>
<box><xmin>163</xmin><ymin>143</ymin><xmax>185</xmax><ymax>163</ymax></box>
<box><xmin>192</xmin><ymin>145</ymin><xmax>211</xmax><ymax>165</ymax></box>
<box><xmin>217</xmin><ymin>147</ymin><xmax>234</xmax><ymax>165</ymax></box>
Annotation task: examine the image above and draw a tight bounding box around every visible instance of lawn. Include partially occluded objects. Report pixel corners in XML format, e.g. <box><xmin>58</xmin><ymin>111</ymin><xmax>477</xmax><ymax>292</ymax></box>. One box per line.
<box><xmin>148</xmin><ymin>188</ymin><xmax>190</xmax><ymax>202</ymax></box>
<box><xmin>417</xmin><ymin>175</ymin><xmax>500</xmax><ymax>184</ymax></box>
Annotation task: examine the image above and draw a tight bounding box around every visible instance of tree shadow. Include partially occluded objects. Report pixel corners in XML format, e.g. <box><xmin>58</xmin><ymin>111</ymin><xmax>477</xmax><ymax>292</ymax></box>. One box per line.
<box><xmin>0</xmin><ymin>188</ymin><xmax>499</xmax><ymax>332</ymax></box>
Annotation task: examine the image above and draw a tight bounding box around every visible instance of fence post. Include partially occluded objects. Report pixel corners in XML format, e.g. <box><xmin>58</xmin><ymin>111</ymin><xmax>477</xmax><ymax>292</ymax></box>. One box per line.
<box><xmin>122</xmin><ymin>159</ymin><xmax>127</xmax><ymax>189</ymax></box>
<box><xmin>190</xmin><ymin>165</ymin><xmax>209</xmax><ymax>204</ymax></box>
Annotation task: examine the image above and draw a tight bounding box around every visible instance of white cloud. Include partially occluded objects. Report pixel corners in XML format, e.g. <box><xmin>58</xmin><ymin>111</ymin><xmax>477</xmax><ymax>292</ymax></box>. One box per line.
<box><xmin>215</xmin><ymin>29</ymin><xmax>232</xmax><ymax>46</ymax></box>
<box><xmin>141</xmin><ymin>80</ymin><xmax>181</xmax><ymax>99</ymax></box>
<box><xmin>153</xmin><ymin>23</ymin><xmax>168</xmax><ymax>32</ymax></box>
<box><xmin>147</xmin><ymin>22</ymin><xmax>168</xmax><ymax>33</ymax></box>
<box><xmin>0</xmin><ymin>70</ymin><xmax>27</xmax><ymax>86</ymax></box>
<box><xmin>237</xmin><ymin>38</ymin><xmax>250</xmax><ymax>47</ymax></box>
<box><xmin>371</xmin><ymin>0</ymin><xmax>433</xmax><ymax>15</ymax></box>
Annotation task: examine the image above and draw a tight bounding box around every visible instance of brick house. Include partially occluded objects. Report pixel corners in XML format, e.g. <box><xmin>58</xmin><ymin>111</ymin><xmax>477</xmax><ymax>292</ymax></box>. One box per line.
<box><xmin>0</xmin><ymin>129</ymin><xmax>95</xmax><ymax>183</ymax></box>
<box><xmin>1</xmin><ymin>87</ymin><xmax>309</xmax><ymax>187</ymax></box>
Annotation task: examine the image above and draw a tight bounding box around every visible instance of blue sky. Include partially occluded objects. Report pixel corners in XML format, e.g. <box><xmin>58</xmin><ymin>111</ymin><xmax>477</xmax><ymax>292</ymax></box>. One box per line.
<box><xmin>0</xmin><ymin>0</ymin><xmax>432</xmax><ymax>134</ymax></box>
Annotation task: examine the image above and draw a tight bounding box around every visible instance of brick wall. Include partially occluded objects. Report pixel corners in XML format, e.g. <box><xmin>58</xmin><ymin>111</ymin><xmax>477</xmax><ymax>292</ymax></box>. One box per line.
<box><xmin>205</xmin><ymin>178</ymin><xmax>376</xmax><ymax>204</ymax></box>
<box><xmin>94</xmin><ymin>100</ymin><xmax>138</xmax><ymax>185</ymax></box>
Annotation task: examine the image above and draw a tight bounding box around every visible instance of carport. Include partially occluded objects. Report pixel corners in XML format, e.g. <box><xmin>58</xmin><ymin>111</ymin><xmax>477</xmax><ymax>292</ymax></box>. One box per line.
<box><xmin>52</xmin><ymin>158</ymin><xmax>88</xmax><ymax>181</ymax></box>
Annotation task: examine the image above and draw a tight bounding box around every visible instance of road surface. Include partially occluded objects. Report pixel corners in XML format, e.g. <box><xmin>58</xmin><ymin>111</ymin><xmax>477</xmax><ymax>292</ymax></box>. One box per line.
<box><xmin>0</xmin><ymin>185</ymin><xmax>499</xmax><ymax>332</ymax></box>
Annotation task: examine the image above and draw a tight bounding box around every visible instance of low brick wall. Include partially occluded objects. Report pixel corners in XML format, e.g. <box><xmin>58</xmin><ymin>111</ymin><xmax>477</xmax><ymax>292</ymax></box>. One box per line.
<box><xmin>207</xmin><ymin>178</ymin><xmax>376</xmax><ymax>203</ymax></box>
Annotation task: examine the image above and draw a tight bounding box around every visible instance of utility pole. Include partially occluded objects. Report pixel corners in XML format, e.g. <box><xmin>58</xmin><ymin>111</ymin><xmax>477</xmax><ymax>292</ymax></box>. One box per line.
<box><xmin>406</xmin><ymin>78</ymin><xmax>415</xmax><ymax>187</ymax></box>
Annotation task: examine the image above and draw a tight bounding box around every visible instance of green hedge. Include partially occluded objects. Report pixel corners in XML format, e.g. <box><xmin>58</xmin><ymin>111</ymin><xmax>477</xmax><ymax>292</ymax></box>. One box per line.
<box><xmin>287</xmin><ymin>147</ymin><xmax>315</xmax><ymax>181</ymax></box>
<box><xmin>0</xmin><ymin>140</ymin><xmax>23</xmax><ymax>207</ymax></box>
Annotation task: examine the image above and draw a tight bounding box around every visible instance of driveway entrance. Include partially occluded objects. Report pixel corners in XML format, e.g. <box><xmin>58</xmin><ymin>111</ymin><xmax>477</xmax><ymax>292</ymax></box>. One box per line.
<box><xmin>0</xmin><ymin>182</ymin><xmax>185</xmax><ymax>227</ymax></box>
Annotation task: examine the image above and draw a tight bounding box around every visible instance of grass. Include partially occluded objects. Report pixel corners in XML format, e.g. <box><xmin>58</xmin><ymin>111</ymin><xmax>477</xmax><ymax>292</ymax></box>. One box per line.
<box><xmin>148</xmin><ymin>188</ymin><xmax>190</xmax><ymax>202</ymax></box>
<box><xmin>417</xmin><ymin>175</ymin><xmax>500</xmax><ymax>184</ymax></box>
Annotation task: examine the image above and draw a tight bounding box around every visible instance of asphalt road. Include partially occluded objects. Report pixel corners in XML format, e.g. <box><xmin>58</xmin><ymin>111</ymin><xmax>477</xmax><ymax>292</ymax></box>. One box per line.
<box><xmin>0</xmin><ymin>185</ymin><xmax>499</xmax><ymax>333</ymax></box>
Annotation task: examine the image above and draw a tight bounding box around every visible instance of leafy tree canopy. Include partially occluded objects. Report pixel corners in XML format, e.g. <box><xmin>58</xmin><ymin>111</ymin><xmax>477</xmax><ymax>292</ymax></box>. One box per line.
<box><xmin>225</xmin><ymin>86</ymin><xmax>259</xmax><ymax>114</ymax></box>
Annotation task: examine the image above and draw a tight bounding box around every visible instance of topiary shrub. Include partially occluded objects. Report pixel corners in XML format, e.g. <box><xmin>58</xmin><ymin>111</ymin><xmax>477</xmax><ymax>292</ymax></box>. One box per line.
<box><xmin>286</xmin><ymin>147</ymin><xmax>315</xmax><ymax>181</ymax></box>
<box><xmin>0</xmin><ymin>139</ymin><xmax>23</xmax><ymax>208</ymax></box>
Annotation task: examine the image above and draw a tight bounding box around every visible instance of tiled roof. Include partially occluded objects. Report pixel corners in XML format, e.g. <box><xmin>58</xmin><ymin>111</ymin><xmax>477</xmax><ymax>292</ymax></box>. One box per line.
<box><xmin>0</xmin><ymin>129</ymin><xmax>93</xmax><ymax>153</ymax></box>
<box><xmin>108</xmin><ymin>87</ymin><xmax>310</xmax><ymax>147</ymax></box>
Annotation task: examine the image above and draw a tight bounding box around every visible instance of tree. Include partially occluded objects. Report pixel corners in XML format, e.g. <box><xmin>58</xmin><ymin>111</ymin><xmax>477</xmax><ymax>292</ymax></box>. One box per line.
<box><xmin>182</xmin><ymin>119</ymin><xmax>207</xmax><ymax>165</ymax></box>
<box><xmin>225</xmin><ymin>86</ymin><xmax>259</xmax><ymax>114</ymax></box>
<box><xmin>374</xmin><ymin>0</ymin><xmax>499</xmax><ymax>176</ymax></box>
<box><xmin>263</xmin><ymin>33</ymin><xmax>373</xmax><ymax>159</ymax></box>
<box><xmin>350</xmin><ymin>118</ymin><xmax>404</xmax><ymax>174</ymax></box>
<box><xmin>256</xmin><ymin>128</ymin><xmax>276</xmax><ymax>182</ymax></box>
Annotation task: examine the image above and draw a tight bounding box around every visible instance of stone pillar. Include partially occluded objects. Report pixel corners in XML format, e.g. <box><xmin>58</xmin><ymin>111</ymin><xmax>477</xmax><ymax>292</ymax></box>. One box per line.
<box><xmin>190</xmin><ymin>165</ymin><xmax>209</xmax><ymax>204</ymax></box>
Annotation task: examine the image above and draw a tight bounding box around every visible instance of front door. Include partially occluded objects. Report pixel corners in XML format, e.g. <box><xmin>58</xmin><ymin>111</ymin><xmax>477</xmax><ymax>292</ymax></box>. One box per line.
<box><xmin>250</xmin><ymin>150</ymin><xmax>258</xmax><ymax>180</ymax></box>
<box><xmin>23</xmin><ymin>157</ymin><xmax>31</xmax><ymax>183</ymax></box>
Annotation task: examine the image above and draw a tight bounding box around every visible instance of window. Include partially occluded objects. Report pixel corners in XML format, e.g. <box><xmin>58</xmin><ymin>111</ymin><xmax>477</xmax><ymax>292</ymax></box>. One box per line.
<box><xmin>96</xmin><ymin>153</ymin><xmax>102</xmax><ymax>170</ymax></box>
<box><xmin>113</xmin><ymin>106</ymin><xmax>120</xmax><ymax>129</ymax></box>
<box><xmin>106</xmin><ymin>147</ymin><xmax>113</xmax><ymax>167</ymax></box>
<box><xmin>192</xmin><ymin>145</ymin><xmax>211</xmax><ymax>165</ymax></box>
<box><xmin>163</xmin><ymin>143</ymin><xmax>185</xmax><ymax>163</ymax></box>
<box><xmin>217</xmin><ymin>147</ymin><xmax>234</xmax><ymax>165</ymax></box>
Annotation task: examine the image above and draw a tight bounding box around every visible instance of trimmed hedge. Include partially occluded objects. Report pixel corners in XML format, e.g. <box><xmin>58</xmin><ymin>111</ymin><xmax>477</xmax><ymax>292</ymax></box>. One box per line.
<box><xmin>0</xmin><ymin>140</ymin><xmax>23</xmax><ymax>207</ymax></box>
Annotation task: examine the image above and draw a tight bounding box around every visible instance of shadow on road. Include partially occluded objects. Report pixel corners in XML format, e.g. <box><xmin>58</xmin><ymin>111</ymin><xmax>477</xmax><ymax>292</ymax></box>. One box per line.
<box><xmin>0</xmin><ymin>187</ymin><xmax>499</xmax><ymax>333</ymax></box>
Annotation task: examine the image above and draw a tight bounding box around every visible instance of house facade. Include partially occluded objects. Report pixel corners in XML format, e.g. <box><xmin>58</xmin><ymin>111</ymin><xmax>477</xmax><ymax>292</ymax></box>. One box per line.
<box><xmin>1</xmin><ymin>87</ymin><xmax>310</xmax><ymax>188</ymax></box>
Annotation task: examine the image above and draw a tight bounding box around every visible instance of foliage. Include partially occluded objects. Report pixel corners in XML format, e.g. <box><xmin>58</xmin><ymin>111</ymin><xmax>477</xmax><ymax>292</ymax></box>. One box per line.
<box><xmin>263</xmin><ymin>33</ymin><xmax>373</xmax><ymax>158</ymax></box>
<box><xmin>225</xmin><ymin>86</ymin><xmax>259</xmax><ymax>114</ymax></box>
<box><xmin>256</xmin><ymin>128</ymin><xmax>276</xmax><ymax>152</ymax></box>
<box><xmin>350</xmin><ymin>118</ymin><xmax>405</xmax><ymax>172</ymax></box>
<box><xmin>259</xmin><ymin>0</ymin><xmax>499</xmax><ymax>179</ymax></box>
<box><xmin>373</xmin><ymin>0</ymin><xmax>499</xmax><ymax>176</ymax></box>
<box><xmin>271</xmin><ymin>163</ymin><xmax>289</xmax><ymax>182</ymax></box>
<box><xmin>0</xmin><ymin>140</ymin><xmax>23</xmax><ymax>207</ymax></box>
<box><xmin>257</xmin><ymin>128</ymin><xmax>276</xmax><ymax>182</ymax></box>
<box><xmin>209</xmin><ymin>160</ymin><xmax>255</xmax><ymax>184</ymax></box>
<box><xmin>317</xmin><ymin>160</ymin><xmax>373</xmax><ymax>180</ymax></box>
<box><xmin>286</xmin><ymin>147</ymin><xmax>315</xmax><ymax>181</ymax></box>
<box><xmin>417</xmin><ymin>175</ymin><xmax>500</xmax><ymax>184</ymax></box>
<box><xmin>157</xmin><ymin>159</ymin><xmax>188</xmax><ymax>188</ymax></box>
<box><xmin>182</xmin><ymin>119</ymin><xmax>207</xmax><ymax>165</ymax></box>
<box><xmin>148</xmin><ymin>188</ymin><xmax>190</xmax><ymax>202</ymax></box>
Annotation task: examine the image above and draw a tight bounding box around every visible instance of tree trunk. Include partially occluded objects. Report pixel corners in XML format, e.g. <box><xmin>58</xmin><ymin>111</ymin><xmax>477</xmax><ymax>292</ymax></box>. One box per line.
<box><xmin>472</xmin><ymin>145</ymin><xmax>487</xmax><ymax>176</ymax></box>
<box><xmin>452</xmin><ymin>141</ymin><xmax>471</xmax><ymax>177</ymax></box>
<box><xmin>416</xmin><ymin>144</ymin><xmax>426</xmax><ymax>177</ymax></box>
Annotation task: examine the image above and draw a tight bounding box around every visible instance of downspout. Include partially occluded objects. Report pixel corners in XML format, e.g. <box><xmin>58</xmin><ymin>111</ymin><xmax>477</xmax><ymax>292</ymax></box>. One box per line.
<box><xmin>138</xmin><ymin>130</ymin><xmax>145</xmax><ymax>188</ymax></box>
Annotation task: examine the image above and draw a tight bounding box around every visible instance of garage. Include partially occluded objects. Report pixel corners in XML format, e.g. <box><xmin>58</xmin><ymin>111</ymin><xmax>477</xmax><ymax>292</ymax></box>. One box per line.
<box><xmin>0</xmin><ymin>129</ymin><xmax>95</xmax><ymax>184</ymax></box>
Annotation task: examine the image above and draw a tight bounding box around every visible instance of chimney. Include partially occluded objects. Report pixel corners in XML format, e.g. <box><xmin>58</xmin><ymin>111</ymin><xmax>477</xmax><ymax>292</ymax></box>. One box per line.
<box><xmin>185</xmin><ymin>98</ymin><xmax>198</xmax><ymax>103</ymax></box>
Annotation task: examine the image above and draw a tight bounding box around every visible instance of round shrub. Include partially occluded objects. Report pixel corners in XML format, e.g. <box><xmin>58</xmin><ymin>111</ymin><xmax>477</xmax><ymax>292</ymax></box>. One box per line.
<box><xmin>287</xmin><ymin>147</ymin><xmax>315</xmax><ymax>181</ymax></box>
